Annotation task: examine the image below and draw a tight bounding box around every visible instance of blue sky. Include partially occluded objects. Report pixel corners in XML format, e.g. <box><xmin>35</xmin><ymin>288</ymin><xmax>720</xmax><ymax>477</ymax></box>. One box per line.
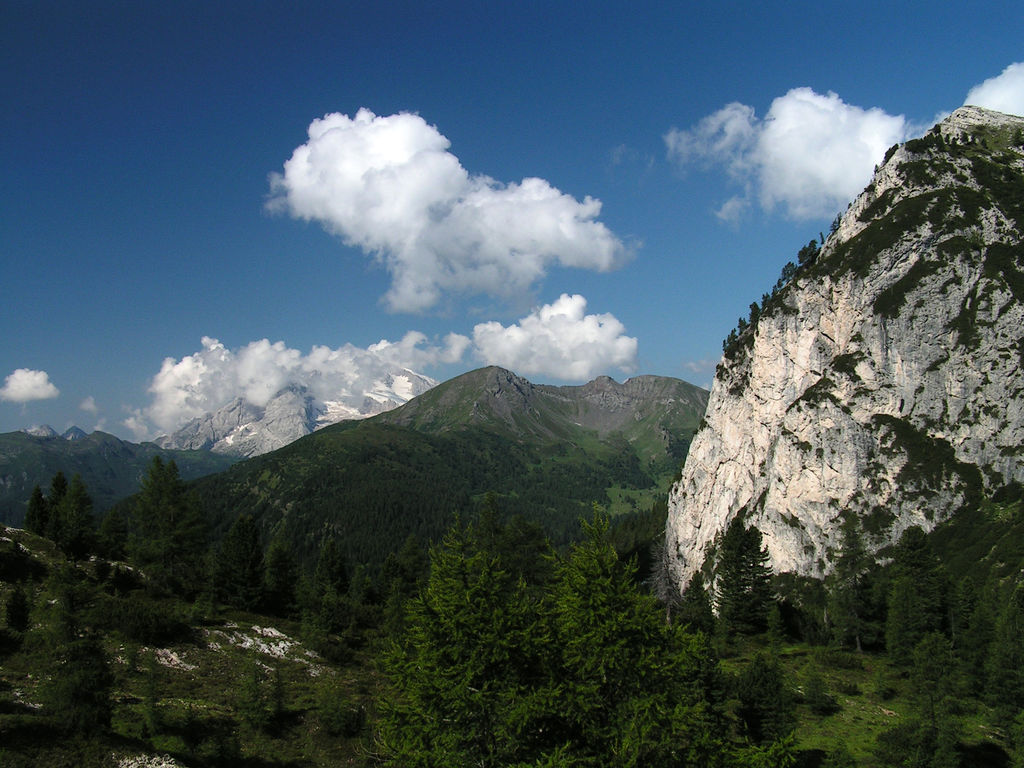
<box><xmin>2</xmin><ymin>1</ymin><xmax>1023</xmax><ymax>440</ymax></box>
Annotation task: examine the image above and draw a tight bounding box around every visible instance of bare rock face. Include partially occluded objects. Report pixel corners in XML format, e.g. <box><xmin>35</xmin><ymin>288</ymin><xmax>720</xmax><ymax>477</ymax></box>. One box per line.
<box><xmin>666</xmin><ymin>106</ymin><xmax>1024</xmax><ymax>590</ymax></box>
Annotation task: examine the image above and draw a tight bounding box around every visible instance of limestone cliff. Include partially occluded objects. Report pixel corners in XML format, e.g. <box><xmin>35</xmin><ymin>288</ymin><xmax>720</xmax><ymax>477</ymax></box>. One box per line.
<box><xmin>666</xmin><ymin>106</ymin><xmax>1024</xmax><ymax>590</ymax></box>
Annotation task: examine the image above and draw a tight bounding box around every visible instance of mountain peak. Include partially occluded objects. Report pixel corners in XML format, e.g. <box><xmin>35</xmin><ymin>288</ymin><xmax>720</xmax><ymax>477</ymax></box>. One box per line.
<box><xmin>666</xmin><ymin>111</ymin><xmax>1024</xmax><ymax>589</ymax></box>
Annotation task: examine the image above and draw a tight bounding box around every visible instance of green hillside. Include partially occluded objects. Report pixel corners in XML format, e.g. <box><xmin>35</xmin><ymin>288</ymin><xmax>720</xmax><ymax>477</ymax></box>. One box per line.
<box><xmin>193</xmin><ymin>367</ymin><xmax>707</xmax><ymax>567</ymax></box>
<box><xmin>0</xmin><ymin>431</ymin><xmax>235</xmax><ymax>526</ymax></box>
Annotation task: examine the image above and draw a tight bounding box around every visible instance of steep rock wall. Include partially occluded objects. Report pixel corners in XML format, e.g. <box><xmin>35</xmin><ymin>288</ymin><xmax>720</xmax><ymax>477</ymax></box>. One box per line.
<box><xmin>667</xmin><ymin>106</ymin><xmax>1024</xmax><ymax>588</ymax></box>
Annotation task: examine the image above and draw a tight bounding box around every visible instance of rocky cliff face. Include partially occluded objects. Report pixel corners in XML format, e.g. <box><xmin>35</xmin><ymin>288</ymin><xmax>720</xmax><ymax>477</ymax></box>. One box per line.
<box><xmin>666</xmin><ymin>106</ymin><xmax>1024</xmax><ymax>590</ymax></box>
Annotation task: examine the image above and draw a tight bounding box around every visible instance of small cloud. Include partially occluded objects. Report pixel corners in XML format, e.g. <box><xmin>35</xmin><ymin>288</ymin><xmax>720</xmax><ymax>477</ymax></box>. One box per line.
<box><xmin>471</xmin><ymin>294</ymin><xmax>638</xmax><ymax>380</ymax></box>
<box><xmin>80</xmin><ymin>396</ymin><xmax>98</xmax><ymax>413</ymax></box>
<box><xmin>681</xmin><ymin>359</ymin><xmax>718</xmax><ymax>389</ymax></box>
<box><xmin>965</xmin><ymin>62</ymin><xmax>1024</xmax><ymax>117</ymax></box>
<box><xmin>268</xmin><ymin>109</ymin><xmax>631</xmax><ymax>313</ymax></box>
<box><xmin>0</xmin><ymin>368</ymin><xmax>60</xmax><ymax>403</ymax></box>
<box><xmin>666</xmin><ymin>88</ymin><xmax>910</xmax><ymax>220</ymax></box>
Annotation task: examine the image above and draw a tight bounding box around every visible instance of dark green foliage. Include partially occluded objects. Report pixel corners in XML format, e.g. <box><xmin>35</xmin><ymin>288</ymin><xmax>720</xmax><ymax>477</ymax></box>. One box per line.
<box><xmin>38</xmin><ymin>565</ymin><xmax>113</xmax><ymax>734</ymax></box>
<box><xmin>4</xmin><ymin>583</ymin><xmax>30</xmax><ymax>632</ymax></box>
<box><xmin>797</xmin><ymin>239</ymin><xmax>820</xmax><ymax>266</ymax></box>
<box><xmin>129</xmin><ymin>457</ymin><xmax>207</xmax><ymax>595</ymax></box>
<box><xmin>234</xmin><ymin>659</ymin><xmax>271</xmax><ymax>731</ymax></box>
<box><xmin>378</xmin><ymin>514</ymin><xmax>771</xmax><ymax>767</ymax></box>
<box><xmin>677</xmin><ymin>571</ymin><xmax>716</xmax><ymax>635</ymax></box>
<box><xmin>93</xmin><ymin>591</ymin><xmax>190</xmax><ymax>645</ymax></box>
<box><xmin>827</xmin><ymin>518</ymin><xmax>882</xmax><ymax>652</ymax></box>
<box><xmin>45</xmin><ymin>470</ymin><xmax>68</xmax><ymax>542</ymax></box>
<box><xmin>23</xmin><ymin>485</ymin><xmax>48</xmax><ymax>536</ymax></box>
<box><xmin>313</xmin><ymin>537</ymin><xmax>349</xmax><ymax>598</ymax></box>
<box><xmin>803</xmin><ymin>671</ymin><xmax>839</xmax><ymax>716</ymax></box>
<box><xmin>885</xmin><ymin>527</ymin><xmax>949</xmax><ymax>666</ymax></box>
<box><xmin>316</xmin><ymin>675</ymin><xmax>366</xmax><ymax>738</ymax></box>
<box><xmin>716</xmin><ymin>516</ymin><xmax>775</xmax><ymax>636</ymax></box>
<box><xmin>215</xmin><ymin>514</ymin><xmax>264</xmax><ymax>609</ymax></box>
<box><xmin>96</xmin><ymin>506</ymin><xmax>127</xmax><ymax>561</ymax></box>
<box><xmin>873</xmin><ymin>632</ymin><xmax>964</xmax><ymax>768</ymax></box>
<box><xmin>986</xmin><ymin>584</ymin><xmax>1024</xmax><ymax>720</ymax></box>
<box><xmin>733</xmin><ymin>653</ymin><xmax>795</xmax><ymax>744</ymax></box>
<box><xmin>378</xmin><ymin>518</ymin><xmax>542</xmax><ymax>766</ymax></box>
<box><xmin>262</xmin><ymin>534</ymin><xmax>298</xmax><ymax>616</ymax></box>
<box><xmin>54</xmin><ymin>474</ymin><xmax>95</xmax><ymax>561</ymax></box>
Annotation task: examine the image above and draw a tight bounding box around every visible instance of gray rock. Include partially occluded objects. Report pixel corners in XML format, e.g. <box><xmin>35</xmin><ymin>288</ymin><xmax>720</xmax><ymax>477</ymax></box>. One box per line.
<box><xmin>666</xmin><ymin>106</ymin><xmax>1024</xmax><ymax>589</ymax></box>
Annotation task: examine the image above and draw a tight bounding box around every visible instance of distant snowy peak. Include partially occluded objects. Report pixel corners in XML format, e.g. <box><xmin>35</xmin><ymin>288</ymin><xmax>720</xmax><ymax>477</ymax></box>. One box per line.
<box><xmin>158</xmin><ymin>369</ymin><xmax>437</xmax><ymax>458</ymax></box>
<box><xmin>19</xmin><ymin>425</ymin><xmax>89</xmax><ymax>440</ymax></box>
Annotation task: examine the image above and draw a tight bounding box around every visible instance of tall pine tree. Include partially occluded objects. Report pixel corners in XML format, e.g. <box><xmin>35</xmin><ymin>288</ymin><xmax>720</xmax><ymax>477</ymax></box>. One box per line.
<box><xmin>716</xmin><ymin>516</ymin><xmax>774</xmax><ymax>636</ymax></box>
<box><xmin>130</xmin><ymin>457</ymin><xmax>206</xmax><ymax>595</ymax></box>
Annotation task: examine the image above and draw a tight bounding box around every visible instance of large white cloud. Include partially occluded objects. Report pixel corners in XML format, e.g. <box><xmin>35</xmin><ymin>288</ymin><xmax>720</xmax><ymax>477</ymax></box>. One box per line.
<box><xmin>965</xmin><ymin>62</ymin><xmax>1024</xmax><ymax>117</ymax></box>
<box><xmin>666</xmin><ymin>88</ymin><xmax>911</xmax><ymax>220</ymax></box>
<box><xmin>472</xmin><ymin>294</ymin><xmax>638</xmax><ymax>380</ymax></box>
<box><xmin>268</xmin><ymin>109</ymin><xmax>630</xmax><ymax>312</ymax></box>
<box><xmin>0</xmin><ymin>368</ymin><xmax>60</xmax><ymax>403</ymax></box>
<box><xmin>140</xmin><ymin>333</ymin><xmax>469</xmax><ymax>435</ymax></box>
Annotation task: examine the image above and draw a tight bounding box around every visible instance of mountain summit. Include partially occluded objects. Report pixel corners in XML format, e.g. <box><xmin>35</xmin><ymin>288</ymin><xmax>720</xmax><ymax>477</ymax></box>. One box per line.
<box><xmin>666</xmin><ymin>106</ymin><xmax>1024</xmax><ymax>589</ymax></box>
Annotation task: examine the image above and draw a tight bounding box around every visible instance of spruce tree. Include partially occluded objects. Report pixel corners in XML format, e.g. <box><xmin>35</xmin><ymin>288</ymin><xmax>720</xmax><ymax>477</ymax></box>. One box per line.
<box><xmin>216</xmin><ymin>514</ymin><xmax>264</xmax><ymax>609</ymax></box>
<box><xmin>263</xmin><ymin>535</ymin><xmax>298</xmax><ymax>616</ymax></box>
<box><xmin>45</xmin><ymin>470</ymin><xmax>68</xmax><ymax>542</ymax></box>
<box><xmin>24</xmin><ymin>485</ymin><xmax>48</xmax><ymax>536</ymax></box>
<box><xmin>716</xmin><ymin>516</ymin><xmax>774</xmax><ymax>636</ymax></box>
<box><xmin>885</xmin><ymin>526</ymin><xmax>948</xmax><ymax>665</ymax></box>
<box><xmin>130</xmin><ymin>457</ymin><xmax>206</xmax><ymax>594</ymax></box>
<box><xmin>379</xmin><ymin>519</ymin><xmax>540</xmax><ymax>766</ymax></box>
<box><xmin>827</xmin><ymin>518</ymin><xmax>877</xmax><ymax>652</ymax></box>
<box><xmin>56</xmin><ymin>474</ymin><xmax>95</xmax><ymax>560</ymax></box>
<box><xmin>987</xmin><ymin>584</ymin><xmax>1024</xmax><ymax>720</ymax></box>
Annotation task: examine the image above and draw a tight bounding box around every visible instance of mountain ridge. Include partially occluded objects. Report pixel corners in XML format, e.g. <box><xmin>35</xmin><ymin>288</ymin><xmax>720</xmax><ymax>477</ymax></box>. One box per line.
<box><xmin>193</xmin><ymin>366</ymin><xmax>707</xmax><ymax>566</ymax></box>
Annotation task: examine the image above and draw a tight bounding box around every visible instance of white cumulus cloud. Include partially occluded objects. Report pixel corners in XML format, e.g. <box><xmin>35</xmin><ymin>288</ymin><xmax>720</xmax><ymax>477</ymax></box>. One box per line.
<box><xmin>268</xmin><ymin>109</ymin><xmax>630</xmax><ymax>312</ymax></box>
<box><xmin>0</xmin><ymin>368</ymin><xmax>60</xmax><ymax>402</ymax></box>
<box><xmin>965</xmin><ymin>62</ymin><xmax>1024</xmax><ymax>117</ymax></box>
<box><xmin>666</xmin><ymin>88</ymin><xmax>910</xmax><ymax>220</ymax></box>
<box><xmin>139</xmin><ymin>333</ymin><xmax>469</xmax><ymax>435</ymax></box>
<box><xmin>471</xmin><ymin>294</ymin><xmax>638</xmax><ymax>380</ymax></box>
<box><xmin>80</xmin><ymin>396</ymin><xmax>98</xmax><ymax>413</ymax></box>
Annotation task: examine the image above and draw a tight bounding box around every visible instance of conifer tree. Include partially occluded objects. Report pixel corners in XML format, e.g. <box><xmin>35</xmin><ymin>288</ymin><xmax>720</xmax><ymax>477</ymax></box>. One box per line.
<box><xmin>24</xmin><ymin>484</ymin><xmax>48</xmax><ymax>537</ymax></box>
<box><xmin>263</xmin><ymin>535</ymin><xmax>298</xmax><ymax>616</ymax></box>
<box><xmin>56</xmin><ymin>473</ymin><xmax>95</xmax><ymax>560</ymax></box>
<box><xmin>216</xmin><ymin>514</ymin><xmax>264</xmax><ymax>609</ymax></box>
<box><xmin>40</xmin><ymin>565</ymin><xmax>113</xmax><ymax>733</ymax></box>
<box><xmin>986</xmin><ymin>584</ymin><xmax>1024</xmax><ymax>720</ymax></box>
<box><xmin>5</xmin><ymin>583</ymin><xmax>30</xmax><ymax>632</ymax></box>
<box><xmin>98</xmin><ymin>506</ymin><xmax>128</xmax><ymax>561</ymax></box>
<box><xmin>379</xmin><ymin>519</ymin><xmax>539</xmax><ymax>766</ymax></box>
<box><xmin>827</xmin><ymin>518</ymin><xmax>877</xmax><ymax>652</ymax></box>
<box><xmin>716</xmin><ymin>516</ymin><xmax>774</xmax><ymax>636</ymax></box>
<box><xmin>885</xmin><ymin>526</ymin><xmax>948</xmax><ymax>665</ymax></box>
<box><xmin>45</xmin><ymin>470</ymin><xmax>68</xmax><ymax>542</ymax></box>
<box><xmin>130</xmin><ymin>457</ymin><xmax>206</xmax><ymax>594</ymax></box>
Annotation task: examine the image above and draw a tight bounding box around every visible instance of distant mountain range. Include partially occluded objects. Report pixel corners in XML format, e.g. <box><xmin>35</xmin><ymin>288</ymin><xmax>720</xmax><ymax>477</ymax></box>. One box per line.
<box><xmin>0</xmin><ymin>429</ymin><xmax>235</xmax><ymax>526</ymax></box>
<box><xmin>193</xmin><ymin>366</ymin><xmax>708</xmax><ymax>566</ymax></box>
<box><xmin>156</xmin><ymin>370</ymin><xmax>436</xmax><ymax>458</ymax></box>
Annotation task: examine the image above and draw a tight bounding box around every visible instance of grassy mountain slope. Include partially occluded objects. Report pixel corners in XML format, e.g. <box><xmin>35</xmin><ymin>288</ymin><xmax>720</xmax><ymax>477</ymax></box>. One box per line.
<box><xmin>0</xmin><ymin>431</ymin><xmax>236</xmax><ymax>526</ymax></box>
<box><xmin>194</xmin><ymin>367</ymin><xmax>707</xmax><ymax>567</ymax></box>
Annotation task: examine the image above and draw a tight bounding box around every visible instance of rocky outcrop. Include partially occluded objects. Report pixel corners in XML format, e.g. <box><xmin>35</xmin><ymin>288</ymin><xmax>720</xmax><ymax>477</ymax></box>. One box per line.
<box><xmin>666</xmin><ymin>106</ymin><xmax>1024</xmax><ymax>589</ymax></box>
